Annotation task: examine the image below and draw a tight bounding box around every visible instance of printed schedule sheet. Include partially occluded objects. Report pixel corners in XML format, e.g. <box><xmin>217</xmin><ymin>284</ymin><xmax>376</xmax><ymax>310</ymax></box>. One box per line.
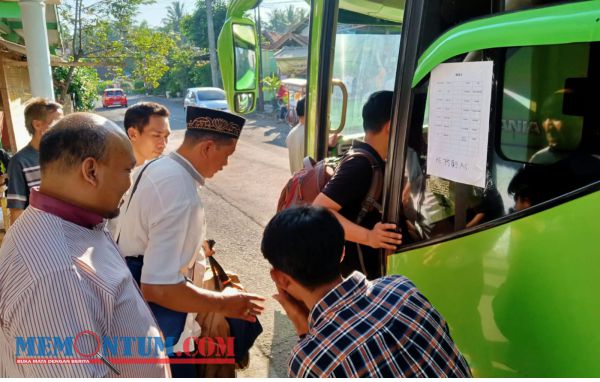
<box><xmin>426</xmin><ymin>61</ymin><xmax>494</xmax><ymax>188</ymax></box>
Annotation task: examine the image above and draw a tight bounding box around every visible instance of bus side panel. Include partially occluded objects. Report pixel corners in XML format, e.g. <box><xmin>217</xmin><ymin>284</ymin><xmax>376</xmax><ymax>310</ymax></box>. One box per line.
<box><xmin>388</xmin><ymin>191</ymin><xmax>600</xmax><ymax>377</ymax></box>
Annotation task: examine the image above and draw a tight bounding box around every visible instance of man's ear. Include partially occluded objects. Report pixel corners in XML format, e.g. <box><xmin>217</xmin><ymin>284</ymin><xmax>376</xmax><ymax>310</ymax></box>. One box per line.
<box><xmin>127</xmin><ymin>127</ymin><xmax>139</xmax><ymax>141</ymax></box>
<box><xmin>384</xmin><ymin>120</ymin><xmax>392</xmax><ymax>134</ymax></box>
<box><xmin>32</xmin><ymin>119</ymin><xmax>44</xmax><ymax>134</ymax></box>
<box><xmin>81</xmin><ymin>157</ymin><xmax>99</xmax><ymax>187</ymax></box>
<box><xmin>270</xmin><ymin>268</ymin><xmax>291</xmax><ymax>290</ymax></box>
<box><xmin>197</xmin><ymin>140</ymin><xmax>215</xmax><ymax>158</ymax></box>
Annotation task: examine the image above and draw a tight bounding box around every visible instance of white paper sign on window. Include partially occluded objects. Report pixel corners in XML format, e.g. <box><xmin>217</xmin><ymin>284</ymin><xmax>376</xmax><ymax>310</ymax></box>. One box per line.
<box><xmin>426</xmin><ymin>61</ymin><xmax>494</xmax><ymax>188</ymax></box>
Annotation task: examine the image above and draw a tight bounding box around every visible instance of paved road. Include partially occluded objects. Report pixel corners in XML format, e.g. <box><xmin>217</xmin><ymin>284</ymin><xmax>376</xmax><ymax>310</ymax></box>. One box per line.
<box><xmin>96</xmin><ymin>95</ymin><xmax>297</xmax><ymax>377</ymax></box>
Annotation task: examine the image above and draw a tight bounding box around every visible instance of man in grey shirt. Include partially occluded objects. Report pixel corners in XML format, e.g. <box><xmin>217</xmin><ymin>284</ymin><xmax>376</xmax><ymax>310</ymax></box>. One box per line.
<box><xmin>6</xmin><ymin>98</ymin><xmax>63</xmax><ymax>224</ymax></box>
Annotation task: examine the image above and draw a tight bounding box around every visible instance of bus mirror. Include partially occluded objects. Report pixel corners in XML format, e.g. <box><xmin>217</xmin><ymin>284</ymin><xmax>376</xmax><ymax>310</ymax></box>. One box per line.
<box><xmin>218</xmin><ymin>19</ymin><xmax>259</xmax><ymax>113</ymax></box>
<box><xmin>233</xmin><ymin>23</ymin><xmax>257</xmax><ymax>91</ymax></box>
<box><xmin>235</xmin><ymin>93</ymin><xmax>255</xmax><ymax>114</ymax></box>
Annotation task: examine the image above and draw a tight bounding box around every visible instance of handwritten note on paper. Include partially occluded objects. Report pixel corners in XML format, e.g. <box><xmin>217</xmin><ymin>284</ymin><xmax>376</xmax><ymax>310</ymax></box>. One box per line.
<box><xmin>426</xmin><ymin>61</ymin><xmax>494</xmax><ymax>188</ymax></box>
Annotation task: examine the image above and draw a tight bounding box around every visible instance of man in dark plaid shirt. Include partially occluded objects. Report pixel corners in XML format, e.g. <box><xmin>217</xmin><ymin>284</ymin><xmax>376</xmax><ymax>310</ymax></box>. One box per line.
<box><xmin>262</xmin><ymin>206</ymin><xmax>471</xmax><ymax>378</ymax></box>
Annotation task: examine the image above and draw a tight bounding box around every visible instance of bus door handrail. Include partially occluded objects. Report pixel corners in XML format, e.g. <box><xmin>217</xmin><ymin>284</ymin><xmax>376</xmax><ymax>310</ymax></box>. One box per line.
<box><xmin>330</xmin><ymin>79</ymin><xmax>348</xmax><ymax>135</ymax></box>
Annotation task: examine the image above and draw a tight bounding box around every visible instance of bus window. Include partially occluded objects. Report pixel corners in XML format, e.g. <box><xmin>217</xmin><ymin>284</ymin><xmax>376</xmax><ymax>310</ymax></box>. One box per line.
<box><xmin>500</xmin><ymin>44</ymin><xmax>588</xmax><ymax>164</ymax></box>
<box><xmin>401</xmin><ymin>42</ymin><xmax>600</xmax><ymax>244</ymax></box>
<box><xmin>329</xmin><ymin>11</ymin><xmax>401</xmax><ymax>149</ymax></box>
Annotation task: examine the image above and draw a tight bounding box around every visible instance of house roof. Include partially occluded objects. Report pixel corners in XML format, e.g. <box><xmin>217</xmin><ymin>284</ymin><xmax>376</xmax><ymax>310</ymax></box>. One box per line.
<box><xmin>0</xmin><ymin>36</ymin><xmax>61</xmax><ymax>63</ymax></box>
<box><xmin>262</xmin><ymin>30</ymin><xmax>281</xmax><ymax>44</ymax></box>
<box><xmin>0</xmin><ymin>36</ymin><xmax>90</xmax><ymax>66</ymax></box>
<box><xmin>0</xmin><ymin>0</ymin><xmax>62</xmax><ymax>51</ymax></box>
<box><xmin>267</xmin><ymin>18</ymin><xmax>309</xmax><ymax>51</ymax></box>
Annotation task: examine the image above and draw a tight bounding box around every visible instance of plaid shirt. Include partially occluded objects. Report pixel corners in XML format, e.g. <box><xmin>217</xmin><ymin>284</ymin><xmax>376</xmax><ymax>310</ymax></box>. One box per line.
<box><xmin>288</xmin><ymin>272</ymin><xmax>472</xmax><ymax>378</ymax></box>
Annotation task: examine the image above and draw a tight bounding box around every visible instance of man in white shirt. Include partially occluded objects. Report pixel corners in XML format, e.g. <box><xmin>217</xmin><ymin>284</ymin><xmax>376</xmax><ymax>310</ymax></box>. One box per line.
<box><xmin>107</xmin><ymin>102</ymin><xmax>171</xmax><ymax>237</ymax></box>
<box><xmin>286</xmin><ymin>97</ymin><xmax>306</xmax><ymax>174</ymax></box>
<box><xmin>286</xmin><ymin>97</ymin><xmax>340</xmax><ymax>174</ymax></box>
<box><xmin>124</xmin><ymin>102</ymin><xmax>171</xmax><ymax>166</ymax></box>
<box><xmin>115</xmin><ymin>106</ymin><xmax>265</xmax><ymax>377</ymax></box>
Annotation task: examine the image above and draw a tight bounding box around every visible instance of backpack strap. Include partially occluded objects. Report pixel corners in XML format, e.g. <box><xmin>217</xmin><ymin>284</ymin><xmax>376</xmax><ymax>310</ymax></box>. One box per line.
<box><xmin>115</xmin><ymin>158</ymin><xmax>159</xmax><ymax>244</ymax></box>
<box><xmin>344</xmin><ymin>148</ymin><xmax>384</xmax><ymax>225</ymax></box>
<box><xmin>302</xmin><ymin>156</ymin><xmax>316</xmax><ymax>170</ymax></box>
<box><xmin>340</xmin><ymin>147</ymin><xmax>385</xmax><ymax>276</ymax></box>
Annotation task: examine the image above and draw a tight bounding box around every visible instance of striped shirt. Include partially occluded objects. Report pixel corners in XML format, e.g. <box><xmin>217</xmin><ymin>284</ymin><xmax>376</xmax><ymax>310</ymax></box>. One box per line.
<box><xmin>0</xmin><ymin>189</ymin><xmax>170</xmax><ymax>378</ymax></box>
<box><xmin>289</xmin><ymin>272</ymin><xmax>472</xmax><ymax>378</ymax></box>
<box><xmin>6</xmin><ymin>144</ymin><xmax>40</xmax><ymax>210</ymax></box>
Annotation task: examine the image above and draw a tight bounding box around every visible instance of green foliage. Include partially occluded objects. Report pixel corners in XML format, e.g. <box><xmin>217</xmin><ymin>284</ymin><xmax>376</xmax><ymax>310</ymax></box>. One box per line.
<box><xmin>262</xmin><ymin>74</ymin><xmax>281</xmax><ymax>107</ymax></box>
<box><xmin>158</xmin><ymin>50</ymin><xmax>213</xmax><ymax>95</ymax></box>
<box><xmin>264</xmin><ymin>5</ymin><xmax>308</xmax><ymax>34</ymax></box>
<box><xmin>162</xmin><ymin>1</ymin><xmax>186</xmax><ymax>34</ymax></box>
<box><xmin>190</xmin><ymin>62</ymin><xmax>213</xmax><ymax>87</ymax></box>
<box><xmin>262</xmin><ymin>74</ymin><xmax>281</xmax><ymax>94</ymax></box>
<box><xmin>56</xmin><ymin>0</ymin><xmax>156</xmax><ymax>102</ymax></box>
<box><xmin>120</xmin><ymin>80</ymin><xmax>134</xmax><ymax>91</ymax></box>
<box><xmin>128</xmin><ymin>26</ymin><xmax>177</xmax><ymax>89</ymax></box>
<box><xmin>57</xmin><ymin>0</ymin><xmax>229</xmax><ymax>99</ymax></box>
<box><xmin>180</xmin><ymin>1</ymin><xmax>227</xmax><ymax>50</ymax></box>
<box><xmin>97</xmin><ymin>80</ymin><xmax>115</xmax><ymax>94</ymax></box>
<box><xmin>53</xmin><ymin>66</ymin><xmax>100</xmax><ymax>111</ymax></box>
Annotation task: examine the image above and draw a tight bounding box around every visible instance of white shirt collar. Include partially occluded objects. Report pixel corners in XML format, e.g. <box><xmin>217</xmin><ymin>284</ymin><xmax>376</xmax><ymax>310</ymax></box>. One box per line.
<box><xmin>169</xmin><ymin>152</ymin><xmax>205</xmax><ymax>186</ymax></box>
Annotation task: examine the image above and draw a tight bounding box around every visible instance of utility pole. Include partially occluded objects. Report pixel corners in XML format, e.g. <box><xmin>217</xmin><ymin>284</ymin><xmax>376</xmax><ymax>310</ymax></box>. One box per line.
<box><xmin>255</xmin><ymin>5</ymin><xmax>264</xmax><ymax>112</ymax></box>
<box><xmin>205</xmin><ymin>0</ymin><xmax>220</xmax><ymax>87</ymax></box>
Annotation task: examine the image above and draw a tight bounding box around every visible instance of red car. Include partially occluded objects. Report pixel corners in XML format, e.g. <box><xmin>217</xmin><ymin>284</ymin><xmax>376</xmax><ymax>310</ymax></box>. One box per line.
<box><xmin>102</xmin><ymin>88</ymin><xmax>128</xmax><ymax>108</ymax></box>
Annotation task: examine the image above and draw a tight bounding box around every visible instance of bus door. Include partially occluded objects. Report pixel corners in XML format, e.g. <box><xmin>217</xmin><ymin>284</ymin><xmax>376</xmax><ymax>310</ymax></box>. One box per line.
<box><xmin>385</xmin><ymin>0</ymin><xmax>600</xmax><ymax>376</ymax></box>
<box><xmin>305</xmin><ymin>0</ymin><xmax>403</xmax><ymax>160</ymax></box>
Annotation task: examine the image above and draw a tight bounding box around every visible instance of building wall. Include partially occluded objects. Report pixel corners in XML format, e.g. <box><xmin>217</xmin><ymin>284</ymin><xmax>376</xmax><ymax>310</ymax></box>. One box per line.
<box><xmin>0</xmin><ymin>59</ymin><xmax>32</xmax><ymax>152</ymax></box>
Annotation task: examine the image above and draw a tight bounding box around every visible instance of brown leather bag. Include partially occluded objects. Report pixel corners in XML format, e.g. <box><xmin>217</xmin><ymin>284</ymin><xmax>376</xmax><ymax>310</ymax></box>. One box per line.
<box><xmin>193</xmin><ymin>259</ymin><xmax>251</xmax><ymax>377</ymax></box>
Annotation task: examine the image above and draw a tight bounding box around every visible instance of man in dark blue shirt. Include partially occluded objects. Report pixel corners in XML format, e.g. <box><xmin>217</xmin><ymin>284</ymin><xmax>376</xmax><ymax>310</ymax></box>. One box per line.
<box><xmin>262</xmin><ymin>206</ymin><xmax>471</xmax><ymax>378</ymax></box>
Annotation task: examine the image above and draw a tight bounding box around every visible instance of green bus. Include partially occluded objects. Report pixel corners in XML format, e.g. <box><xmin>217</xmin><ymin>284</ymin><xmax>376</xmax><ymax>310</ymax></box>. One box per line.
<box><xmin>218</xmin><ymin>0</ymin><xmax>600</xmax><ymax>377</ymax></box>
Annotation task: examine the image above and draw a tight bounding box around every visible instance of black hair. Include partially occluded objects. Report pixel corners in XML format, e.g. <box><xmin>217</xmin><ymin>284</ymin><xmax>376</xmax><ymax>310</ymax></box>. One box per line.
<box><xmin>183</xmin><ymin>129</ymin><xmax>236</xmax><ymax>146</ymax></box>
<box><xmin>40</xmin><ymin>114</ymin><xmax>111</xmax><ymax>171</ymax></box>
<box><xmin>124</xmin><ymin>102</ymin><xmax>170</xmax><ymax>134</ymax></box>
<box><xmin>261</xmin><ymin>206</ymin><xmax>344</xmax><ymax>289</ymax></box>
<box><xmin>296</xmin><ymin>97</ymin><xmax>305</xmax><ymax>118</ymax></box>
<box><xmin>362</xmin><ymin>90</ymin><xmax>393</xmax><ymax>133</ymax></box>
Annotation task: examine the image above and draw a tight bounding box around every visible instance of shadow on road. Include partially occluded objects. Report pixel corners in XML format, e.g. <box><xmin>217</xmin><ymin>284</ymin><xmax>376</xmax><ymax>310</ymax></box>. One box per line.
<box><xmin>245</xmin><ymin>113</ymin><xmax>291</xmax><ymax>149</ymax></box>
<box><xmin>268</xmin><ymin>311</ymin><xmax>299</xmax><ymax>377</ymax></box>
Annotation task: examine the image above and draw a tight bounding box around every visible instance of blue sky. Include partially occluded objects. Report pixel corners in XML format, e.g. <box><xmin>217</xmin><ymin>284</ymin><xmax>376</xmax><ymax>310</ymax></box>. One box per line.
<box><xmin>137</xmin><ymin>0</ymin><xmax>309</xmax><ymax>28</ymax></box>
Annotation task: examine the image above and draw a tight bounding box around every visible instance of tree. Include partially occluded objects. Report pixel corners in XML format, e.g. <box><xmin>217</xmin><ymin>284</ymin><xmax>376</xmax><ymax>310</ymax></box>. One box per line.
<box><xmin>163</xmin><ymin>1</ymin><xmax>185</xmax><ymax>34</ymax></box>
<box><xmin>56</xmin><ymin>0</ymin><xmax>154</xmax><ymax>102</ymax></box>
<box><xmin>53</xmin><ymin>66</ymin><xmax>100</xmax><ymax>111</ymax></box>
<box><xmin>128</xmin><ymin>26</ymin><xmax>177</xmax><ymax>90</ymax></box>
<box><xmin>262</xmin><ymin>74</ymin><xmax>281</xmax><ymax>110</ymax></box>
<box><xmin>264</xmin><ymin>5</ymin><xmax>308</xmax><ymax>34</ymax></box>
<box><xmin>180</xmin><ymin>1</ymin><xmax>227</xmax><ymax>51</ymax></box>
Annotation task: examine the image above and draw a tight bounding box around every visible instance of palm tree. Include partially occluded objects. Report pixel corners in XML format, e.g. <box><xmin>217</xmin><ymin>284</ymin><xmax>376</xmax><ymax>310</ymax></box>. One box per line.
<box><xmin>265</xmin><ymin>5</ymin><xmax>308</xmax><ymax>34</ymax></box>
<box><xmin>165</xmin><ymin>1</ymin><xmax>185</xmax><ymax>33</ymax></box>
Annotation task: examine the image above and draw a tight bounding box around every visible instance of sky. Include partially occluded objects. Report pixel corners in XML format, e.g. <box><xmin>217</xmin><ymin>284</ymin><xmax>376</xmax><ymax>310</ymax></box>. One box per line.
<box><xmin>136</xmin><ymin>0</ymin><xmax>309</xmax><ymax>28</ymax></box>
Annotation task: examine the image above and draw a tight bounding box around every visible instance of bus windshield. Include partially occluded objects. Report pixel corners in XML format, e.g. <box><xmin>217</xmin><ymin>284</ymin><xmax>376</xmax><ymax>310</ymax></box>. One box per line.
<box><xmin>330</xmin><ymin>24</ymin><xmax>401</xmax><ymax>137</ymax></box>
